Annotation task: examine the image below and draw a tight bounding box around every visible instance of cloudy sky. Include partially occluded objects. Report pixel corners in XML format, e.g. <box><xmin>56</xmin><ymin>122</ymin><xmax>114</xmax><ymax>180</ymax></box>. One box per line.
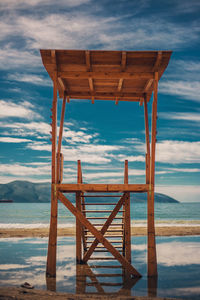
<box><xmin>0</xmin><ymin>0</ymin><xmax>200</xmax><ymax>202</ymax></box>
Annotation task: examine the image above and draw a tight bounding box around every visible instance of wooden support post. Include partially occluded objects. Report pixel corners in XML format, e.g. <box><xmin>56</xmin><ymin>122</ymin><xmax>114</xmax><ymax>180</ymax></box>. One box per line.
<box><xmin>124</xmin><ymin>160</ymin><xmax>131</xmax><ymax>264</ymax></box>
<box><xmin>144</xmin><ymin>94</ymin><xmax>150</xmax><ymax>184</ymax></box>
<box><xmin>56</xmin><ymin>95</ymin><xmax>66</xmax><ymax>184</ymax></box>
<box><xmin>46</xmin><ymin>77</ymin><xmax>58</xmax><ymax>278</ymax></box>
<box><xmin>148</xmin><ymin>72</ymin><xmax>158</xmax><ymax>277</ymax></box>
<box><xmin>76</xmin><ymin>161</ymin><xmax>82</xmax><ymax>263</ymax></box>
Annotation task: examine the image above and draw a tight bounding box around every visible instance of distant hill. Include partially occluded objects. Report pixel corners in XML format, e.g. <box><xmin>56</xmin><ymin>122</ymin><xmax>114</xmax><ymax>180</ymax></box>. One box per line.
<box><xmin>0</xmin><ymin>180</ymin><xmax>179</xmax><ymax>203</ymax></box>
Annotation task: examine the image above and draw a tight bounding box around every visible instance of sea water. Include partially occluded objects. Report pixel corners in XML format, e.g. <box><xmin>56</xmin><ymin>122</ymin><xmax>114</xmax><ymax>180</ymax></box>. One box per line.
<box><xmin>0</xmin><ymin>202</ymin><xmax>200</xmax><ymax>228</ymax></box>
<box><xmin>0</xmin><ymin>236</ymin><xmax>200</xmax><ymax>299</ymax></box>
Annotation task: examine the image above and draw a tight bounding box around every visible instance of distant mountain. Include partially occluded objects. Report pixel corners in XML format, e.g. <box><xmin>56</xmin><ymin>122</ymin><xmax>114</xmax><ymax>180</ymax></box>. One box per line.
<box><xmin>0</xmin><ymin>180</ymin><xmax>179</xmax><ymax>203</ymax></box>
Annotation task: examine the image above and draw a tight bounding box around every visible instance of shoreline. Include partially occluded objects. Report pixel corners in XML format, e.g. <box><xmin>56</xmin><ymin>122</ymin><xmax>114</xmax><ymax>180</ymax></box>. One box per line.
<box><xmin>0</xmin><ymin>226</ymin><xmax>200</xmax><ymax>238</ymax></box>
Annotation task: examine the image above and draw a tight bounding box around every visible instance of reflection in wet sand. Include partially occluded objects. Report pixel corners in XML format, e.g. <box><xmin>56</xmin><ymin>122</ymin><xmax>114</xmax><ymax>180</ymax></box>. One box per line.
<box><xmin>46</xmin><ymin>262</ymin><xmax>158</xmax><ymax>297</ymax></box>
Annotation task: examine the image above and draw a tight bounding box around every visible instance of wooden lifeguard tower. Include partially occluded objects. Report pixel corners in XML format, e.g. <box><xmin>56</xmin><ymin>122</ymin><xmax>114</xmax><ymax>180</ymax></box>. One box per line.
<box><xmin>40</xmin><ymin>49</ymin><xmax>172</xmax><ymax>280</ymax></box>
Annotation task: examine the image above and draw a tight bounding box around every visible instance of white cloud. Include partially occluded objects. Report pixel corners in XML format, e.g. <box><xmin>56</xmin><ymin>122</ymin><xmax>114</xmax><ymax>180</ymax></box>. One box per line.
<box><xmin>0</xmin><ymin>0</ymin><xmax>91</xmax><ymax>11</ymax></box>
<box><xmin>157</xmin><ymin>241</ymin><xmax>200</xmax><ymax>266</ymax></box>
<box><xmin>0</xmin><ymin>163</ymin><xmax>50</xmax><ymax>177</ymax></box>
<box><xmin>0</xmin><ymin>100</ymin><xmax>41</xmax><ymax>120</ymax></box>
<box><xmin>117</xmin><ymin>155</ymin><xmax>145</xmax><ymax>162</ymax></box>
<box><xmin>159</xmin><ymin>80</ymin><xmax>200</xmax><ymax>101</ymax></box>
<box><xmin>156</xmin><ymin>140</ymin><xmax>200</xmax><ymax>164</ymax></box>
<box><xmin>132</xmin><ymin>241</ymin><xmax>200</xmax><ymax>266</ymax></box>
<box><xmin>135</xmin><ymin>140</ymin><xmax>200</xmax><ymax>164</ymax></box>
<box><xmin>7</xmin><ymin>73</ymin><xmax>51</xmax><ymax>86</ymax></box>
<box><xmin>156</xmin><ymin>185</ymin><xmax>200</xmax><ymax>202</ymax></box>
<box><xmin>1</xmin><ymin>121</ymin><xmax>50</xmax><ymax>137</ymax></box>
<box><xmin>0</xmin><ymin>46</ymin><xmax>40</xmax><ymax>70</ymax></box>
<box><xmin>0</xmin><ymin>137</ymin><xmax>31</xmax><ymax>143</ymax></box>
<box><xmin>160</xmin><ymin>112</ymin><xmax>200</xmax><ymax>122</ymax></box>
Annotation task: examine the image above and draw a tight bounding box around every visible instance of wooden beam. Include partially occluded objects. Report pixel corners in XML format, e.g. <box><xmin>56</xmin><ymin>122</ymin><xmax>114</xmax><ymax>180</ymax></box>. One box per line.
<box><xmin>124</xmin><ymin>192</ymin><xmax>131</xmax><ymax>264</ymax></box>
<box><xmin>58</xmin><ymin>192</ymin><xmax>141</xmax><ymax>277</ymax></box>
<box><xmin>144</xmin><ymin>95</ymin><xmax>150</xmax><ymax>184</ymax></box>
<box><xmin>152</xmin><ymin>51</ymin><xmax>162</xmax><ymax>72</ymax></box>
<box><xmin>58</xmin><ymin>71</ymin><xmax>154</xmax><ymax>80</ymax></box>
<box><xmin>118</xmin><ymin>78</ymin><xmax>123</xmax><ymax>92</ymax></box>
<box><xmin>148</xmin><ymin>72</ymin><xmax>158</xmax><ymax>277</ymax></box>
<box><xmin>85</xmin><ymin>50</ymin><xmax>91</xmax><ymax>71</ymax></box>
<box><xmin>66</xmin><ymin>91</ymin><xmax>145</xmax><ymax>99</ymax></box>
<box><xmin>124</xmin><ymin>160</ymin><xmax>128</xmax><ymax>184</ymax></box>
<box><xmin>144</xmin><ymin>79</ymin><xmax>154</xmax><ymax>93</ymax></box>
<box><xmin>121</xmin><ymin>51</ymin><xmax>126</xmax><ymax>71</ymax></box>
<box><xmin>88</xmin><ymin>77</ymin><xmax>94</xmax><ymax>92</ymax></box>
<box><xmin>83</xmin><ymin>194</ymin><xmax>126</xmax><ymax>262</ymax></box>
<box><xmin>57</xmin><ymin>183</ymin><xmax>149</xmax><ymax>193</ymax></box>
<box><xmin>58</xmin><ymin>77</ymin><xmax>66</xmax><ymax>93</ymax></box>
<box><xmin>46</xmin><ymin>77</ymin><xmax>58</xmax><ymax>278</ymax></box>
<box><xmin>76</xmin><ymin>191</ymin><xmax>82</xmax><ymax>263</ymax></box>
<box><xmin>57</xmin><ymin>95</ymin><xmax>66</xmax><ymax>155</ymax></box>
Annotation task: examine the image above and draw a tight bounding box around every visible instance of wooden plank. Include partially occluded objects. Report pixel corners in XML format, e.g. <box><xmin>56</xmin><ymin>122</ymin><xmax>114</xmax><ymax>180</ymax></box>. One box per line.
<box><xmin>58</xmin><ymin>77</ymin><xmax>66</xmax><ymax>92</ymax></box>
<box><xmin>144</xmin><ymin>79</ymin><xmax>154</xmax><ymax>92</ymax></box>
<box><xmin>117</xmin><ymin>78</ymin><xmax>123</xmax><ymax>92</ymax></box>
<box><xmin>144</xmin><ymin>95</ymin><xmax>150</xmax><ymax>184</ymax></box>
<box><xmin>85</xmin><ymin>50</ymin><xmax>91</xmax><ymax>71</ymax></box>
<box><xmin>76</xmin><ymin>191</ymin><xmax>82</xmax><ymax>263</ymax></box>
<box><xmin>57</xmin><ymin>95</ymin><xmax>66</xmax><ymax>154</ymax></box>
<box><xmin>152</xmin><ymin>51</ymin><xmax>162</xmax><ymax>71</ymax></box>
<box><xmin>83</xmin><ymin>194</ymin><xmax>126</xmax><ymax>262</ymax></box>
<box><xmin>64</xmin><ymin>91</ymin><xmax>145</xmax><ymax>98</ymax></box>
<box><xmin>58</xmin><ymin>192</ymin><xmax>141</xmax><ymax>277</ymax></box>
<box><xmin>124</xmin><ymin>160</ymin><xmax>128</xmax><ymax>185</ymax></box>
<box><xmin>148</xmin><ymin>71</ymin><xmax>158</xmax><ymax>277</ymax></box>
<box><xmin>46</xmin><ymin>77</ymin><xmax>58</xmax><ymax>278</ymax></box>
<box><xmin>58</xmin><ymin>71</ymin><xmax>154</xmax><ymax>80</ymax></box>
<box><xmin>124</xmin><ymin>192</ymin><xmax>131</xmax><ymax>264</ymax></box>
<box><xmin>57</xmin><ymin>183</ymin><xmax>149</xmax><ymax>192</ymax></box>
<box><xmin>121</xmin><ymin>51</ymin><xmax>126</xmax><ymax>71</ymax></box>
<box><xmin>88</xmin><ymin>77</ymin><xmax>94</xmax><ymax>92</ymax></box>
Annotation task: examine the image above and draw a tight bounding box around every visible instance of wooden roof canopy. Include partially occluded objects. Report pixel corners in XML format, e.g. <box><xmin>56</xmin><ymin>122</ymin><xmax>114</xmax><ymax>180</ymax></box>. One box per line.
<box><xmin>40</xmin><ymin>49</ymin><xmax>172</xmax><ymax>103</ymax></box>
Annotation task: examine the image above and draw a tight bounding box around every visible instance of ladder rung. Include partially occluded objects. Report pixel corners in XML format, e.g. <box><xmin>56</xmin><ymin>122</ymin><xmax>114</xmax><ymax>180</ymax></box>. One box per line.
<box><xmin>87</xmin><ymin>241</ymin><xmax>122</xmax><ymax>244</ymax></box>
<box><xmin>92</xmin><ymin>246</ymin><xmax>122</xmax><ymax>249</ymax></box>
<box><xmin>82</xmin><ymin>203</ymin><xmax>117</xmax><ymax>205</ymax></box>
<box><xmin>94</xmin><ymin>274</ymin><xmax>122</xmax><ymax>277</ymax></box>
<box><xmin>87</xmin><ymin>282</ymin><xmax>122</xmax><ymax>286</ymax></box>
<box><xmin>87</xmin><ymin>217</ymin><xmax>123</xmax><ymax>219</ymax></box>
<box><xmin>85</xmin><ymin>235</ymin><xmax>123</xmax><ymax>238</ymax></box>
<box><xmin>89</xmin><ymin>257</ymin><xmax>117</xmax><ymax>260</ymax></box>
<box><xmin>82</xmin><ymin>210</ymin><xmax>124</xmax><ymax>213</ymax></box>
<box><xmin>90</xmin><ymin>265</ymin><xmax>122</xmax><ymax>269</ymax></box>
<box><xmin>93</xmin><ymin>249</ymin><xmax>122</xmax><ymax>252</ymax></box>
<box><xmin>82</xmin><ymin>195</ymin><xmax>122</xmax><ymax>197</ymax></box>
<box><xmin>85</xmin><ymin>223</ymin><xmax>123</xmax><ymax>226</ymax></box>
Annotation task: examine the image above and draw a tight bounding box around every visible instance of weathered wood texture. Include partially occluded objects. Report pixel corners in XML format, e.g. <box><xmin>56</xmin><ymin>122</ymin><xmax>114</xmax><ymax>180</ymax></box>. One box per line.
<box><xmin>40</xmin><ymin>50</ymin><xmax>172</xmax><ymax>102</ymax></box>
<box><xmin>46</xmin><ymin>79</ymin><xmax>58</xmax><ymax>278</ymax></box>
<box><xmin>57</xmin><ymin>183</ymin><xmax>149</xmax><ymax>192</ymax></box>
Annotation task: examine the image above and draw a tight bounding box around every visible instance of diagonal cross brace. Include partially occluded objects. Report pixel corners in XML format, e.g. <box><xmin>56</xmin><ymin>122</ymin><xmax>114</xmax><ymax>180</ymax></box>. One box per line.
<box><xmin>83</xmin><ymin>193</ymin><xmax>127</xmax><ymax>262</ymax></box>
<box><xmin>58</xmin><ymin>191</ymin><xmax>141</xmax><ymax>278</ymax></box>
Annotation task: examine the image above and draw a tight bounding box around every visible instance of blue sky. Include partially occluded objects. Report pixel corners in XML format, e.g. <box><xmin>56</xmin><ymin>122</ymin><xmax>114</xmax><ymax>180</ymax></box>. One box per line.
<box><xmin>0</xmin><ymin>0</ymin><xmax>200</xmax><ymax>202</ymax></box>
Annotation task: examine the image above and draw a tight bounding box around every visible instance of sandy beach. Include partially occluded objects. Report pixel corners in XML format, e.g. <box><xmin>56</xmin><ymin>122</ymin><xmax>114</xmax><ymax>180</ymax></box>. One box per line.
<box><xmin>0</xmin><ymin>287</ymin><xmax>178</xmax><ymax>300</ymax></box>
<box><xmin>0</xmin><ymin>226</ymin><xmax>200</xmax><ymax>238</ymax></box>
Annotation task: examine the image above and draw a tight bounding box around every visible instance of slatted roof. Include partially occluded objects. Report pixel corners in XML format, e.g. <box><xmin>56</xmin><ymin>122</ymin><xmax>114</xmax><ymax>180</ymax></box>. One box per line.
<box><xmin>40</xmin><ymin>49</ymin><xmax>172</xmax><ymax>103</ymax></box>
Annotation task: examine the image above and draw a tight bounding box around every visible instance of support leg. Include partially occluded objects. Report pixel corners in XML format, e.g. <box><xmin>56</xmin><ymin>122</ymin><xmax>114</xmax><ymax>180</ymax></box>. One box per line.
<box><xmin>76</xmin><ymin>192</ymin><xmax>82</xmax><ymax>263</ymax></box>
<box><xmin>147</xmin><ymin>188</ymin><xmax>157</xmax><ymax>277</ymax></box>
<box><xmin>46</xmin><ymin>76</ymin><xmax>58</xmax><ymax>278</ymax></box>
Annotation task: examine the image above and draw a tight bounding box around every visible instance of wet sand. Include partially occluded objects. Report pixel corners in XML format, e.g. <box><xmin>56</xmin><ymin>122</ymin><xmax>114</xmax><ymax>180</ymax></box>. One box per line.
<box><xmin>0</xmin><ymin>287</ymin><xmax>177</xmax><ymax>300</ymax></box>
<box><xmin>0</xmin><ymin>226</ymin><xmax>200</xmax><ymax>238</ymax></box>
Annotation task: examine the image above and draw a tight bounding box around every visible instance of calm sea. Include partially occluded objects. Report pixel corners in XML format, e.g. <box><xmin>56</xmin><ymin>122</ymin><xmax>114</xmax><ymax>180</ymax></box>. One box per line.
<box><xmin>0</xmin><ymin>202</ymin><xmax>200</xmax><ymax>228</ymax></box>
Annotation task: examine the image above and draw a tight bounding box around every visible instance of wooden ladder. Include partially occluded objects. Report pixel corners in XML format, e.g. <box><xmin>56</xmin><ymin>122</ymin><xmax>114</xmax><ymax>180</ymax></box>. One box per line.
<box><xmin>75</xmin><ymin>160</ymin><xmax>141</xmax><ymax>278</ymax></box>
